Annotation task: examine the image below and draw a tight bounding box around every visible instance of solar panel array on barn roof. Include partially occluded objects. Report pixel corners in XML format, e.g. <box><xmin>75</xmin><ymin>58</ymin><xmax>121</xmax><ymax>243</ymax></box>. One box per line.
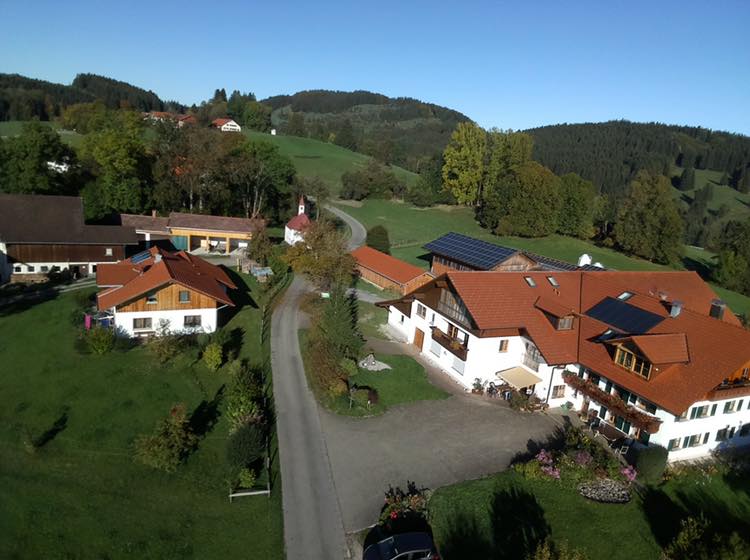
<box><xmin>585</xmin><ymin>296</ymin><xmax>665</xmax><ymax>333</ymax></box>
<box><xmin>423</xmin><ymin>232</ymin><xmax>605</xmax><ymax>272</ymax></box>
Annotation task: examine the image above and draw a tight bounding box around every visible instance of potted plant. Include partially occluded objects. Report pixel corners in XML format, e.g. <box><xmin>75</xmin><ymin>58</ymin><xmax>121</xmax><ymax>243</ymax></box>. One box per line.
<box><xmin>471</xmin><ymin>378</ymin><xmax>484</xmax><ymax>395</ymax></box>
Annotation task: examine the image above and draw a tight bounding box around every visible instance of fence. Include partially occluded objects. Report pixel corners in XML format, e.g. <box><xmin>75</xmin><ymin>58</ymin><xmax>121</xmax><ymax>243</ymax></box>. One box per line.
<box><xmin>228</xmin><ymin>456</ymin><xmax>271</xmax><ymax>501</ymax></box>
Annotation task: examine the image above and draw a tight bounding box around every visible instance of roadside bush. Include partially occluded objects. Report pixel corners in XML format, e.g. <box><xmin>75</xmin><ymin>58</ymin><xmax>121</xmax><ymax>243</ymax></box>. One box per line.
<box><xmin>203</xmin><ymin>342</ymin><xmax>223</xmax><ymax>371</ymax></box>
<box><xmin>633</xmin><ymin>445</ymin><xmax>668</xmax><ymax>485</ymax></box>
<box><xmin>226</xmin><ymin>422</ymin><xmax>266</xmax><ymax>469</ymax></box>
<box><xmin>226</xmin><ymin>361</ymin><xmax>265</xmax><ymax>431</ymax></box>
<box><xmin>84</xmin><ymin>327</ymin><xmax>115</xmax><ymax>355</ymax></box>
<box><xmin>134</xmin><ymin>403</ymin><xmax>198</xmax><ymax>472</ymax></box>
<box><xmin>237</xmin><ymin>467</ymin><xmax>257</xmax><ymax>489</ymax></box>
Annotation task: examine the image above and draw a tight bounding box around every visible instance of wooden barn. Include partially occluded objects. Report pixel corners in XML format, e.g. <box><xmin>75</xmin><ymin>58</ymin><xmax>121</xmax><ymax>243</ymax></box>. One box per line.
<box><xmin>351</xmin><ymin>246</ymin><xmax>433</xmax><ymax>295</ymax></box>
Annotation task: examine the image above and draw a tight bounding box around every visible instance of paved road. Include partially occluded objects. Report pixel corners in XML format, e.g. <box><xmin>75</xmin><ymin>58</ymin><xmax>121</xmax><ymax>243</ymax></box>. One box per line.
<box><xmin>271</xmin><ymin>277</ymin><xmax>349</xmax><ymax>559</ymax></box>
<box><xmin>271</xmin><ymin>205</ymin><xmax>368</xmax><ymax>559</ymax></box>
<box><xmin>325</xmin><ymin>204</ymin><xmax>367</xmax><ymax>251</ymax></box>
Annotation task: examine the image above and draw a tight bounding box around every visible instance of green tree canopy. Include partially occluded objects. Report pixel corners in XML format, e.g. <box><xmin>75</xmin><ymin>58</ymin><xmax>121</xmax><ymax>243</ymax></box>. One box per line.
<box><xmin>557</xmin><ymin>173</ymin><xmax>596</xmax><ymax>238</ymax></box>
<box><xmin>282</xmin><ymin>221</ymin><xmax>355</xmax><ymax>289</ymax></box>
<box><xmin>679</xmin><ymin>166</ymin><xmax>696</xmax><ymax>191</ymax></box>
<box><xmin>285</xmin><ymin>112</ymin><xmax>307</xmax><ymax>137</ymax></box>
<box><xmin>613</xmin><ymin>171</ymin><xmax>684</xmax><ymax>264</ymax></box>
<box><xmin>442</xmin><ymin>122</ymin><xmax>486</xmax><ymax>205</ymax></box>
<box><xmin>0</xmin><ymin>120</ymin><xmax>74</xmax><ymax>195</ymax></box>
<box><xmin>319</xmin><ymin>284</ymin><xmax>363</xmax><ymax>361</ymax></box>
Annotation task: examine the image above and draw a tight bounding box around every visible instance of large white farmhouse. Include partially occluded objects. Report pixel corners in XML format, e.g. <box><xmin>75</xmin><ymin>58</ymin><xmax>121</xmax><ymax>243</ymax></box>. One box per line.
<box><xmin>381</xmin><ymin>269</ymin><xmax>750</xmax><ymax>462</ymax></box>
<box><xmin>211</xmin><ymin>118</ymin><xmax>242</xmax><ymax>132</ymax></box>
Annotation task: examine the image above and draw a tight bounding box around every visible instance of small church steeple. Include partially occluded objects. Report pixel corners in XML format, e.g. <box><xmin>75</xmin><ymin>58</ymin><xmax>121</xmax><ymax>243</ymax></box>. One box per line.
<box><xmin>298</xmin><ymin>195</ymin><xmax>306</xmax><ymax>216</ymax></box>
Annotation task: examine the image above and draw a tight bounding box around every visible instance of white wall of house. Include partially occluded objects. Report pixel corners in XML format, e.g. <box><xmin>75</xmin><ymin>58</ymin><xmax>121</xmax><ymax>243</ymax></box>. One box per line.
<box><xmin>220</xmin><ymin>121</ymin><xmax>241</xmax><ymax>132</ymax></box>
<box><xmin>10</xmin><ymin>261</ymin><xmax>103</xmax><ymax>276</ymax></box>
<box><xmin>113</xmin><ymin>308</ymin><xmax>219</xmax><ymax>337</ymax></box>
<box><xmin>0</xmin><ymin>242</ymin><xmax>9</xmax><ymax>283</ymax></box>
<box><xmin>284</xmin><ymin>226</ymin><xmax>304</xmax><ymax>246</ymax></box>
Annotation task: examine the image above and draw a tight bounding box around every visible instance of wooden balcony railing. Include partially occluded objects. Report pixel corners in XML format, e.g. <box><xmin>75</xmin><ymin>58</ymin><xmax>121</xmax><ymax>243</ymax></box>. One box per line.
<box><xmin>430</xmin><ymin>327</ymin><xmax>468</xmax><ymax>361</ymax></box>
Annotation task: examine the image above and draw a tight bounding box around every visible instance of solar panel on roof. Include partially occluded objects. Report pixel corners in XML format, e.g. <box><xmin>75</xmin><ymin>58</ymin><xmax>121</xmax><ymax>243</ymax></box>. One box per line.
<box><xmin>130</xmin><ymin>250</ymin><xmax>152</xmax><ymax>264</ymax></box>
<box><xmin>423</xmin><ymin>232</ymin><xmax>516</xmax><ymax>270</ymax></box>
<box><xmin>585</xmin><ymin>297</ymin><xmax>665</xmax><ymax>333</ymax></box>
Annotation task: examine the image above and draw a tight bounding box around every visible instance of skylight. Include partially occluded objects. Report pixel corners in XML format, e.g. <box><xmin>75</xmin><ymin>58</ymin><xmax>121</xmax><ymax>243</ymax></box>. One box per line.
<box><xmin>617</xmin><ymin>291</ymin><xmax>634</xmax><ymax>301</ymax></box>
<box><xmin>547</xmin><ymin>276</ymin><xmax>559</xmax><ymax>287</ymax></box>
<box><xmin>524</xmin><ymin>276</ymin><xmax>536</xmax><ymax>287</ymax></box>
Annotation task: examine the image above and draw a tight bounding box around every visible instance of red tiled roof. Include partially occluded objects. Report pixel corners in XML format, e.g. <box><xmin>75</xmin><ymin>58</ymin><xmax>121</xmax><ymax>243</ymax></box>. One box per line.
<box><xmin>212</xmin><ymin>118</ymin><xmax>236</xmax><ymax>127</ymax></box>
<box><xmin>286</xmin><ymin>213</ymin><xmax>311</xmax><ymax>232</ymax></box>
<box><xmin>96</xmin><ymin>247</ymin><xmax>236</xmax><ymax>310</ymax></box>
<box><xmin>396</xmin><ymin>269</ymin><xmax>750</xmax><ymax>415</ymax></box>
<box><xmin>352</xmin><ymin>246</ymin><xmax>428</xmax><ymax>286</ymax></box>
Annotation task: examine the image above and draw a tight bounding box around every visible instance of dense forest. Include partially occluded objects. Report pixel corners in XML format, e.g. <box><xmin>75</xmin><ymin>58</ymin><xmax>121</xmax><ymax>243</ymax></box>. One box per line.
<box><xmin>0</xmin><ymin>72</ymin><xmax>176</xmax><ymax>121</ymax></box>
<box><xmin>526</xmin><ymin>121</ymin><xmax>750</xmax><ymax>197</ymax></box>
<box><xmin>261</xmin><ymin>89</ymin><xmax>470</xmax><ymax>171</ymax></box>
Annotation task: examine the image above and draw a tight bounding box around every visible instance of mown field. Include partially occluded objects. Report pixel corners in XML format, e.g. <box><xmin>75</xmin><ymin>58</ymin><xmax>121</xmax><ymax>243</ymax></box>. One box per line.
<box><xmin>0</xmin><ymin>120</ymin><xmax>83</xmax><ymax>147</ymax></box>
<box><xmin>244</xmin><ymin>130</ymin><xmax>418</xmax><ymax>194</ymax></box>
<box><xmin>334</xmin><ymin>199</ymin><xmax>750</xmax><ymax>317</ymax></box>
<box><xmin>670</xmin><ymin>165</ymin><xmax>750</xmax><ymax>224</ymax></box>
<box><xmin>0</xmin><ymin>274</ymin><xmax>283</xmax><ymax>559</ymax></box>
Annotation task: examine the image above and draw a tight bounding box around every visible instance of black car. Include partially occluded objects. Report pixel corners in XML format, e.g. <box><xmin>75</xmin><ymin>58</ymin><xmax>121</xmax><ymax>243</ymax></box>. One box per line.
<box><xmin>363</xmin><ymin>532</ymin><xmax>440</xmax><ymax>560</ymax></box>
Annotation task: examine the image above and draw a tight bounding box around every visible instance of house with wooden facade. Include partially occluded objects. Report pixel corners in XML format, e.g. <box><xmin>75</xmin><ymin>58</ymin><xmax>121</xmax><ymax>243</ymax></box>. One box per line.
<box><xmin>0</xmin><ymin>194</ymin><xmax>137</xmax><ymax>283</ymax></box>
<box><xmin>96</xmin><ymin>247</ymin><xmax>236</xmax><ymax>337</ymax></box>
<box><xmin>351</xmin><ymin>246</ymin><xmax>433</xmax><ymax>295</ymax></box>
<box><xmin>119</xmin><ymin>211</ymin><xmax>265</xmax><ymax>254</ymax></box>
<box><xmin>424</xmin><ymin>232</ymin><xmax>604</xmax><ymax>275</ymax></box>
<box><xmin>381</xmin><ymin>270</ymin><xmax>750</xmax><ymax>461</ymax></box>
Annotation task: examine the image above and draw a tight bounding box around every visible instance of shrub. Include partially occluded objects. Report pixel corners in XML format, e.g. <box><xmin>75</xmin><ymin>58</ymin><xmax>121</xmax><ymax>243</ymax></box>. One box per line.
<box><xmin>226</xmin><ymin>362</ymin><xmax>265</xmax><ymax>431</ymax></box>
<box><xmin>664</xmin><ymin>516</ymin><xmax>749</xmax><ymax>560</ymax></box>
<box><xmin>203</xmin><ymin>342</ymin><xmax>223</xmax><ymax>371</ymax></box>
<box><xmin>134</xmin><ymin>403</ymin><xmax>198</xmax><ymax>472</ymax></box>
<box><xmin>379</xmin><ymin>481</ymin><xmax>430</xmax><ymax>524</ymax></box>
<box><xmin>527</xmin><ymin>539</ymin><xmax>588</xmax><ymax>560</ymax></box>
<box><xmin>148</xmin><ymin>334</ymin><xmax>184</xmax><ymax>364</ymax></box>
<box><xmin>237</xmin><ymin>467</ymin><xmax>257</xmax><ymax>489</ymax></box>
<box><xmin>226</xmin><ymin>423</ymin><xmax>266</xmax><ymax>469</ymax></box>
<box><xmin>509</xmin><ymin>391</ymin><xmax>529</xmax><ymax>410</ymax></box>
<box><xmin>84</xmin><ymin>327</ymin><xmax>115</xmax><ymax>355</ymax></box>
<box><xmin>634</xmin><ymin>445</ymin><xmax>668</xmax><ymax>484</ymax></box>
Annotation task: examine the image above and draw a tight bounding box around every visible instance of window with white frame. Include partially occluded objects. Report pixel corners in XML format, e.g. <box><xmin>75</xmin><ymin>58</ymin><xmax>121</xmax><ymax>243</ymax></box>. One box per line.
<box><xmin>724</xmin><ymin>400</ymin><xmax>743</xmax><ymax>414</ymax></box>
<box><xmin>416</xmin><ymin>304</ymin><xmax>426</xmax><ymax>319</ymax></box>
<box><xmin>41</xmin><ymin>265</ymin><xmax>49</xmax><ymax>272</ymax></box>
<box><xmin>552</xmin><ymin>385</ymin><xmax>565</xmax><ymax>398</ymax></box>
<box><xmin>686</xmin><ymin>434</ymin><xmax>704</xmax><ymax>447</ymax></box>
<box><xmin>27</xmin><ymin>265</ymin><xmax>35</xmax><ymax>272</ymax></box>
<box><xmin>667</xmin><ymin>438</ymin><xmax>682</xmax><ymax>451</ymax></box>
<box><xmin>179</xmin><ymin>290</ymin><xmax>190</xmax><ymax>303</ymax></box>
<box><xmin>105</xmin><ymin>248</ymin><xmax>113</xmax><ymax>256</ymax></box>
<box><xmin>13</xmin><ymin>266</ymin><xmax>22</xmax><ymax>273</ymax></box>
<box><xmin>499</xmin><ymin>339</ymin><xmax>509</xmax><ymax>352</ymax></box>
<box><xmin>184</xmin><ymin>315</ymin><xmax>201</xmax><ymax>327</ymax></box>
<box><xmin>690</xmin><ymin>404</ymin><xmax>716</xmax><ymax>419</ymax></box>
<box><xmin>716</xmin><ymin>427</ymin><xmax>736</xmax><ymax>441</ymax></box>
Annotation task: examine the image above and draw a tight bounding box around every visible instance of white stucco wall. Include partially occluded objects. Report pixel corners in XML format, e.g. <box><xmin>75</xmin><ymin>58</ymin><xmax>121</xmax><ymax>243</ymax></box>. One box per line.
<box><xmin>113</xmin><ymin>308</ymin><xmax>219</xmax><ymax>337</ymax></box>
<box><xmin>284</xmin><ymin>226</ymin><xmax>304</xmax><ymax>246</ymax></box>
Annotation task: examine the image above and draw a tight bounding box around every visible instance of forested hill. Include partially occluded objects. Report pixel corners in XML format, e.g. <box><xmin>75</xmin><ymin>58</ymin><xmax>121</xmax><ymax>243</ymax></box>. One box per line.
<box><xmin>526</xmin><ymin>120</ymin><xmax>750</xmax><ymax>197</ymax></box>
<box><xmin>0</xmin><ymin>73</ymin><xmax>175</xmax><ymax>121</ymax></box>
<box><xmin>261</xmin><ymin>89</ymin><xmax>471</xmax><ymax>171</ymax></box>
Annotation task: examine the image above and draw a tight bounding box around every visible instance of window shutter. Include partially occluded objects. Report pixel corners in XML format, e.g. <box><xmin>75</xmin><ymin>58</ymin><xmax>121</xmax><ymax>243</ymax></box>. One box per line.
<box><xmin>739</xmin><ymin>400</ymin><xmax>744</xmax><ymax>411</ymax></box>
<box><xmin>667</xmin><ymin>439</ymin><xmax>674</xmax><ymax>451</ymax></box>
<box><xmin>703</xmin><ymin>432</ymin><xmax>710</xmax><ymax>444</ymax></box>
<box><xmin>690</xmin><ymin>407</ymin><xmax>698</xmax><ymax>420</ymax></box>
<box><xmin>683</xmin><ymin>437</ymin><xmax>690</xmax><ymax>448</ymax></box>
<box><xmin>710</xmin><ymin>404</ymin><xmax>717</xmax><ymax>416</ymax></box>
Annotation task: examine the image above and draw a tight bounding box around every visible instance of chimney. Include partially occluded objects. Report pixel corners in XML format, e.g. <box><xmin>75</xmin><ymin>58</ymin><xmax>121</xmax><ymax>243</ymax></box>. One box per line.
<box><xmin>710</xmin><ymin>299</ymin><xmax>726</xmax><ymax>320</ymax></box>
<box><xmin>154</xmin><ymin>254</ymin><xmax>162</xmax><ymax>263</ymax></box>
<box><xmin>151</xmin><ymin>209</ymin><xmax>157</xmax><ymax>218</ymax></box>
<box><xmin>670</xmin><ymin>300</ymin><xmax>683</xmax><ymax>318</ymax></box>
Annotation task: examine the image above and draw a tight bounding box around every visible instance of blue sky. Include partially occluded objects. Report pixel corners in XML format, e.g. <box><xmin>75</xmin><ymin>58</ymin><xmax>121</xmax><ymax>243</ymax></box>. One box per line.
<box><xmin>2</xmin><ymin>0</ymin><xmax>749</xmax><ymax>134</ymax></box>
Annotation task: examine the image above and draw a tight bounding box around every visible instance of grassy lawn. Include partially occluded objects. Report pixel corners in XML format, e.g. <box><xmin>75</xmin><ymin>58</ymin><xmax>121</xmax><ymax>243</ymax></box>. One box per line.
<box><xmin>0</xmin><ymin>120</ymin><xmax>84</xmax><ymax>147</ymax></box>
<box><xmin>0</xmin><ymin>274</ymin><xmax>283</xmax><ymax>559</ymax></box>
<box><xmin>671</xmin><ymin>165</ymin><xmax>750</xmax><ymax>225</ymax></box>
<box><xmin>245</xmin><ymin>131</ymin><xmax>418</xmax><ymax>194</ymax></box>
<box><xmin>298</xmin><ymin>330</ymin><xmax>448</xmax><ymax>416</ymax></box>
<box><xmin>357</xmin><ymin>300</ymin><xmax>389</xmax><ymax>340</ymax></box>
<box><xmin>334</xmin><ymin>199</ymin><xmax>750</xmax><ymax>317</ymax></box>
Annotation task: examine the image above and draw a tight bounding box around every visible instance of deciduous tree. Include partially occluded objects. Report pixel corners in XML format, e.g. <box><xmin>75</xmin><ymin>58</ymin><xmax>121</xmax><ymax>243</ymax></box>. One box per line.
<box><xmin>442</xmin><ymin>122</ymin><xmax>486</xmax><ymax>205</ymax></box>
<box><xmin>366</xmin><ymin>225</ymin><xmax>391</xmax><ymax>254</ymax></box>
<box><xmin>282</xmin><ymin>221</ymin><xmax>355</xmax><ymax>289</ymax></box>
<box><xmin>557</xmin><ymin>173</ymin><xmax>595</xmax><ymax>238</ymax></box>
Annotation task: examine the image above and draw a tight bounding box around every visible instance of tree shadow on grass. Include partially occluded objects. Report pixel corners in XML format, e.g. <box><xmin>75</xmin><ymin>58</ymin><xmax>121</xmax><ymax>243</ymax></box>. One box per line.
<box><xmin>189</xmin><ymin>386</ymin><xmax>225</xmax><ymax>438</ymax></box>
<box><xmin>510</xmin><ymin>427</ymin><xmax>568</xmax><ymax>466</ymax></box>
<box><xmin>439</xmin><ymin>487</ymin><xmax>550</xmax><ymax>560</ymax></box>
<box><xmin>0</xmin><ymin>289</ymin><xmax>59</xmax><ymax>318</ymax></box>
<box><xmin>682</xmin><ymin>256</ymin><xmax>712</xmax><ymax>279</ymax></box>
<box><xmin>32</xmin><ymin>406</ymin><xmax>70</xmax><ymax>448</ymax></box>
<box><xmin>225</xmin><ymin>327</ymin><xmax>245</xmax><ymax>361</ymax></box>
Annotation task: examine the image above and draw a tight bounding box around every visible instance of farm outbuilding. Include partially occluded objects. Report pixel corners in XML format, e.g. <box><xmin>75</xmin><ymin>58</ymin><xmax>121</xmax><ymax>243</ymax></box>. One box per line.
<box><xmin>351</xmin><ymin>246</ymin><xmax>433</xmax><ymax>295</ymax></box>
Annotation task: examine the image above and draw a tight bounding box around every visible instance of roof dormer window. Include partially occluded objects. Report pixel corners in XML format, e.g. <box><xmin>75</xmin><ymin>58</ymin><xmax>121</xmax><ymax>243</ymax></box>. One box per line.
<box><xmin>524</xmin><ymin>276</ymin><xmax>536</xmax><ymax>287</ymax></box>
<box><xmin>617</xmin><ymin>291</ymin><xmax>633</xmax><ymax>301</ymax></box>
<box><xmin>615</xmin><ymin>345</ymin><xmax>652</xmax><ymax>379</ymax></box>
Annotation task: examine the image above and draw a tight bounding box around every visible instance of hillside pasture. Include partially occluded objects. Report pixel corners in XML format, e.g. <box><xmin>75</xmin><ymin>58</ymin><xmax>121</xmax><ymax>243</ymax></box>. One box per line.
<box><xmin>671</xmin><ymin>165</ymin><xmax>750</xmax><ymax>224</ymax></box>
<box><xmin>0</xmin><ymin>120</ymin><xmax>84</xmax><ymax>147</ymax></box>
<box><xmin>244</xmin><ymin>131</ymin><xmax>418</xmax><ymax>194</ymax></box>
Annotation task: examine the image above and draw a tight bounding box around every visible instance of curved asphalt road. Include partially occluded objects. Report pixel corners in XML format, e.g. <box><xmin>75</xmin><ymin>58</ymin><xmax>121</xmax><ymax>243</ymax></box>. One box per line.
<box><xmin>271</xmin><ymin>203</ymin><xmax>366</xmax><ymax>559</ymax></box>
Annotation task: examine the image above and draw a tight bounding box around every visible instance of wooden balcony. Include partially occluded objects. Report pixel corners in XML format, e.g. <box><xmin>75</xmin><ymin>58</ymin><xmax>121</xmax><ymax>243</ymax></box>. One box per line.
<box><xmin>430</xmin><ymin>327</ymin><xmax>468</xmax><ymax>361</ymax></box>
<box><xmin>706</xmin><ymin>380</ymin><xmax>750</xmax><ymax>401</ymax></box>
